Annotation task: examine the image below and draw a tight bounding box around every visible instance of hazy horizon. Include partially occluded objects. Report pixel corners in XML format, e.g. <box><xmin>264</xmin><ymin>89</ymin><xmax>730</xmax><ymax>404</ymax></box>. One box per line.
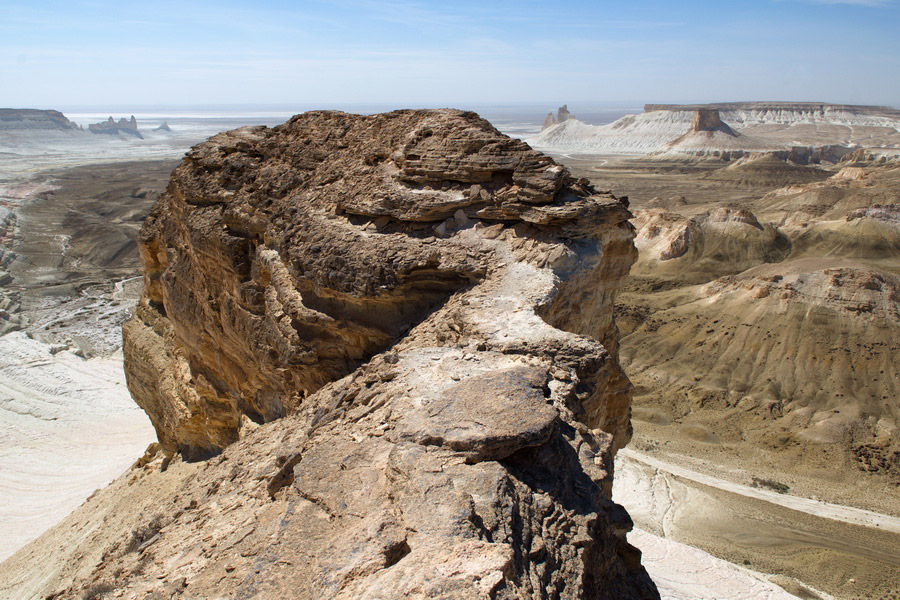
<box><xmin>3</xmin><ymin>0</ymin><xmax>899</xmax><ymax>108</ymax></box>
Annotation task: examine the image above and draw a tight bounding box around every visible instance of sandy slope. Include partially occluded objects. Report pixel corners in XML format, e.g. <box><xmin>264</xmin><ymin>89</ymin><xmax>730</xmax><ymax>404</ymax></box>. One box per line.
<box><xmin>0</xmin><ymin>332</ymin><xmax>154</xmax><ymax>561</ymax></box>
<box><xmin>615</xmin><ymin>451</ymin><xmax>899</xmax><ymax>600</ymax></box>
<box><xmin>619</xmin><ymin>450</ymin><xmax>900</xmax><ymax>534</ymax></box>
<box><xmin>629</xmin><ymin>529</ymin><xmax>813</xmax><ymax>600</ymax></box>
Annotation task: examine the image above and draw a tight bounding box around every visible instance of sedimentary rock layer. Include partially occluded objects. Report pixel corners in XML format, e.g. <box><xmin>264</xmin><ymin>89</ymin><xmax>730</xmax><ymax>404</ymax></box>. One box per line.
<box><xmin>0</xmin><ymin>109</ymin><xmax>80</xmax><ymax>131</ymax></box>
<box><xmin>86</xmin><ymin>109</ymin><xmax>660</xmax><ymax>598</ymax></box>
<box><xmin>529</xmin><ymin>102</ymin><xmax>900</xmax><ymax>156</ymax></box>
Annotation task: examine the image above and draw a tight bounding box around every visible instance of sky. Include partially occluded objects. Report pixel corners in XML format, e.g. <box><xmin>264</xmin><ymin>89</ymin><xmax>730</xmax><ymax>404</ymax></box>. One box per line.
<box><xmin>1</xmin><ymin>0</ymin><xmax>899</xmax><ymax>109</ymax></box>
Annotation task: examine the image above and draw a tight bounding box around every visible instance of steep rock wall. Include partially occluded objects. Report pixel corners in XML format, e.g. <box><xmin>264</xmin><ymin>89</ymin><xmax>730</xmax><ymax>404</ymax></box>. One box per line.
<box><xmin>94</xmin><ymin>109</ymin><xmax>659</xmax><ymax>599</ymax></box>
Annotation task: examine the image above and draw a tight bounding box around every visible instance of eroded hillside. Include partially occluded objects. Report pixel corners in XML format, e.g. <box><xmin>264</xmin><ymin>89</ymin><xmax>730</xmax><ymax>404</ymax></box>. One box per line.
<box><xmin>600</xmin><ymin>155</ymin><xmax>900</xmax><ymax>514</ymax></box>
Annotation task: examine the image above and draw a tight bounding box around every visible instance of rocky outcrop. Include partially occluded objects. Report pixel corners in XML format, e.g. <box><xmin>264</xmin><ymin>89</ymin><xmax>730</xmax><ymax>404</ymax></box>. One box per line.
<box><xmin>89</xmin><ymin>115</ymin><xmax>143</xmax><ymax>138</ymax></box>
<box><xmin>541</xmin><ymin>104</ymin><xmax>577</xmax><ymax>130</ymax></box>
<box><xmin>0</xmin><ymin>108</ymin><xmax>80</xmax><ymax>131</ymax></box>
<box><xmin>630</xmin><ymin>206</ymin><xmax>789</xmax><ymax>282</ymax></box>
<box><xmin>153</xmin><ymin>120</ymin><xmax>172</xmax><ymax>132</ymax></box>
<box><xmin>688</xmin><ymin>109</ymin><xmax>735</xmax><ymax>136</ymax></box>
<box><xmin>97</xmin><ymin>109</ymin><xmax>657</xmax><ymax>598</ymax></box>
<box><xmin>846</xmin><ymin>203</ymin><xmax>900</xmax><ymax>223</ymax></box>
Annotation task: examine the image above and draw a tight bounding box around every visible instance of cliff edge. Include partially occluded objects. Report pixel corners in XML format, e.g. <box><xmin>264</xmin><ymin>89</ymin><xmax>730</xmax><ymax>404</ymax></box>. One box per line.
<box><xmin>1</xmin><ymin>109</ymin><xmax>656</xmax><ymax>599</ymax></box>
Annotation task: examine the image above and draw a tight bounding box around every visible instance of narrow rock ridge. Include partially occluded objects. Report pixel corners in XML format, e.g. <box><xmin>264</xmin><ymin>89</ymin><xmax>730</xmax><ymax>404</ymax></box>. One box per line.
<box><xmin>96</xmin><ymin>108</ymin><xmax>658</xmax><ymax>598</ymax></box>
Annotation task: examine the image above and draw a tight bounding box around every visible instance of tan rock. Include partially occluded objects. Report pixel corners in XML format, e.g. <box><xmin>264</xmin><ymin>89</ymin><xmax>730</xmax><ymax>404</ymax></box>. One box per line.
<box><xmin>6</xmin><ymin>109</ymin><xmax>655</xmax><ymax>599</ymax></box>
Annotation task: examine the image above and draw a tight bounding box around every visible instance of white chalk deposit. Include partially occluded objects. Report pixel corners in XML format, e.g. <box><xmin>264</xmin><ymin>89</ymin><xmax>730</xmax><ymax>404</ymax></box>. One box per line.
<box><xmin>528</xmin><ymin>104</ymin><xmax>900</xmax><ymax>156</ymax></box>
<box><xmin>0</xmin><ymin>332</ymin><xmax>153</xmax><ymax>561</ymax></box>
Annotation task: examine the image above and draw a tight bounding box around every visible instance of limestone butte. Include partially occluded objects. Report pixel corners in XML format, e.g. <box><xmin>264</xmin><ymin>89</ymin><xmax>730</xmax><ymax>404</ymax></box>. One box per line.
<box><xmin>541</xmin><ymin>104</ymin><xmax>577</xmax><ymax>130</ymax></box>
<box><xmin>0</xmin><ymin>109</ymin><xmax>656</xmax><ymax>599</ymax></box>
<box><xmin>88</xmin><ymin>115</ymin><xmax>143</xmax><ymax>138</ymax></box>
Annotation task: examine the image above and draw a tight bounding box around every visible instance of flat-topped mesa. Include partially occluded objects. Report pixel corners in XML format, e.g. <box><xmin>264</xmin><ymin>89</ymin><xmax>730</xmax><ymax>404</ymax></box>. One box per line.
<box><xmin>88</xmin><ymin>115</ymin><xmax>143</xmax><ymax>138</ymax></box>
<box><xmin>109</xmin><ymin>108</ymin><xmax>656</xmax><ymax>599</ymax></box>
<box><xmin>0</xmin><ymin>108</ymin><xmax>80</xmax><ymax>131</ymax></box>
<box><xmin>643</xmin><ymin>101</ymin><xmax>900</xmax><ymax>119</ymax></box>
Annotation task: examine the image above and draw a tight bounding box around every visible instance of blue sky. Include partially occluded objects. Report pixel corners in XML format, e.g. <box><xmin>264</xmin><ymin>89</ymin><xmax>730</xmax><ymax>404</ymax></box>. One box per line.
<box><xmin>1</xmin><ymin>0</ymin><xmax>898</xmax><ymax>108</ymax></box>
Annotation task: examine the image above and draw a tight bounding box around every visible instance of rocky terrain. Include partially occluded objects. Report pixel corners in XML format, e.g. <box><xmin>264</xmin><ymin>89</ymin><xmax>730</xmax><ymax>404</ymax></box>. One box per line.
<box><xmin>0</xmin><ymin>109</ymin><xmax>663</xmax><ymax>599</ymax></box>
<box><xmin>616</xmin><ymin>157</ymin><xmax>899</xmax><ymax>502</ymax></box>
<box><xmin>552</xmin><ymin>146</ymin><xmax>900</xmax><ymax>599</ymax></box>
<box><xmin>529</xmin><ymin>102</ymin><xmax>900</xmax><ymax>157</ymax></box>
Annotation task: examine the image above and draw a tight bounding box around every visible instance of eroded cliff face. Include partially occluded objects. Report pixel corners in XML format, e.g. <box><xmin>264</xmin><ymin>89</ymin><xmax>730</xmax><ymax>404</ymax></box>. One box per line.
<box><xmin>96</xmin><ymin>109</ymin><xmax>656</xmax><ymax>599</ymax></box>
<box><xmin>126</xmin><ymin>109</ymin><xmax>637</xmax><ymax>460</ymax></box>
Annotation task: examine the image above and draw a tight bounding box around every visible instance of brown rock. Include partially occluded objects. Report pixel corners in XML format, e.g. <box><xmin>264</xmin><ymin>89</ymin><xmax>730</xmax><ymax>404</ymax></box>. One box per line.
<box><xmin>689</xmin><ymin>108</ymin><xmax>736</xmax><ymax>136</ymax></box>
<box><xmin>16</xmin><ymin>109</ymin><xmax>655</xmax><ymax>599</ymax></box>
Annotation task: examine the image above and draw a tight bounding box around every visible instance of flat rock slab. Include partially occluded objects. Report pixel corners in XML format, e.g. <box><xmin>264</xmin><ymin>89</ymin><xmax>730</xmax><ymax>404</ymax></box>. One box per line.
<box><xmin>397</xmin><ymin>365</ymin><xmax>558</xmax><ymax>462</ymax></box>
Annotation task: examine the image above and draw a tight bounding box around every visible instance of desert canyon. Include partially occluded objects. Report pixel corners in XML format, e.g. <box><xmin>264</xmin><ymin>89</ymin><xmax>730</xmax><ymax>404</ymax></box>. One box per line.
<box><xmin>0</xmin><ymin>98</ymin><xmax>895</xmax><ymax>600</ymax></box>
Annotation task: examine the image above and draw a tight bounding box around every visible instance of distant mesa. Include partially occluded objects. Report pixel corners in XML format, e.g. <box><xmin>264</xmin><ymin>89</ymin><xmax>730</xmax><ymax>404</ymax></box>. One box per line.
<box><xmin>528</xmin><ymin>101</ymin><xmax>900</xmax><ymax>157</ymax></box>
<box><xmin>153</xmin><ymin>121</ymin><xmax>172</xmax><ymax>132</ymax></box>
<box><xmin>541</xmin><ymin>104</ymin><xmax>576</xmax><ymax>130</ymax></box>
<box><xmin>88</xmin><ymin>115</ymin><xmax>143</xmax><ymax>139</ymax></box>
<box><xmin>0</xmin><ymin>108</ymin><xmax>80</xmax><ymax>131</ymax></box>
<box><xmin>642</xmin><ymin>101</ymin><xmax>900</xmax><ymax>120</ymax></box>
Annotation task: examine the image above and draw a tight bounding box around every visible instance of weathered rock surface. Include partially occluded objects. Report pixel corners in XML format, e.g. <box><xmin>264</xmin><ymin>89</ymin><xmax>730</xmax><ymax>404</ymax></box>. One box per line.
<box><xmin>688</xmin><ymin>109</ymin><xmax>736</xmax><ymax>136</ymax></box>
<box><xmin>21</xmin><ymin>109</ymin><xmax>656</xmax><ymax>599</ymax></box>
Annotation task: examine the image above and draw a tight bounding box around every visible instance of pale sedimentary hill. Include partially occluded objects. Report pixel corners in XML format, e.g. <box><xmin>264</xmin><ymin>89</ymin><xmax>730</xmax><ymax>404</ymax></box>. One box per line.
<box><xmin>705</xmin><ymin>153</ymin><xmax>833</xmax><ymax>187</ymax></box>
<box><xmin>623</xmin><ymin>259</ymin><xmax>897</xmax><ymax>458</ymax></box>
<box><xmin>631</xmin><ymin>206</ymin><xmax>791</xmax><ymax>283</ymax></box>
<box><xmin>0</xmin><ymin>333</ymin><xmax>153</xmax><ymax>561</ymax></box>
<box><xmin>0</xmin><ymin>109</ymin><xmax>80</xmax><ymax>131</ymax></box>
<box><xmin>528</xmin><ymin>102</ymin><xmax>900</xmax><ymax>157</ymax></box>
<box><xmin>615</xmin><ymin>159</ymin><xmax>900</xmax><ymax>520</ymax></box>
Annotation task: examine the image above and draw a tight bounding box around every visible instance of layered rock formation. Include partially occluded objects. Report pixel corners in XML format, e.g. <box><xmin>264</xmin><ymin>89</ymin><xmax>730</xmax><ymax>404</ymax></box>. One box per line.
<box><xmin>528</xmin><ymin>102</ymin><xmax>900</xmax><ymax>157</ymax></box>
<box><xmin>630</xmin><ymin>206</ymin><xmax>789</xmax><ymax>282</ymax></box>
<box><xmin>0</xmin><ymin>108</ymin><xmax>80</xmax><ymax>131</ymax></box>
<box><xmin>643</xmin><ymin>102</ymin><xmax>900</xmax><ymax>122</ymax></box>
<box><xmin>615</xmin><ymin>159</ymin><xmax>900</xmax><ymax>523</ymax></box>
<box><xmin>41</xmin><ymin>108</ymin><xmax>663</xmax><ymax>598</ymax></box>
<box><xmin>688</xmin><ymin>109</ymin><xmax>736</xmax><ymax>136</ymax></box>
<box><xmin>89</xmin><ymin>115</ymin><xmax>143</xmax><ymax>138</ymax></box>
